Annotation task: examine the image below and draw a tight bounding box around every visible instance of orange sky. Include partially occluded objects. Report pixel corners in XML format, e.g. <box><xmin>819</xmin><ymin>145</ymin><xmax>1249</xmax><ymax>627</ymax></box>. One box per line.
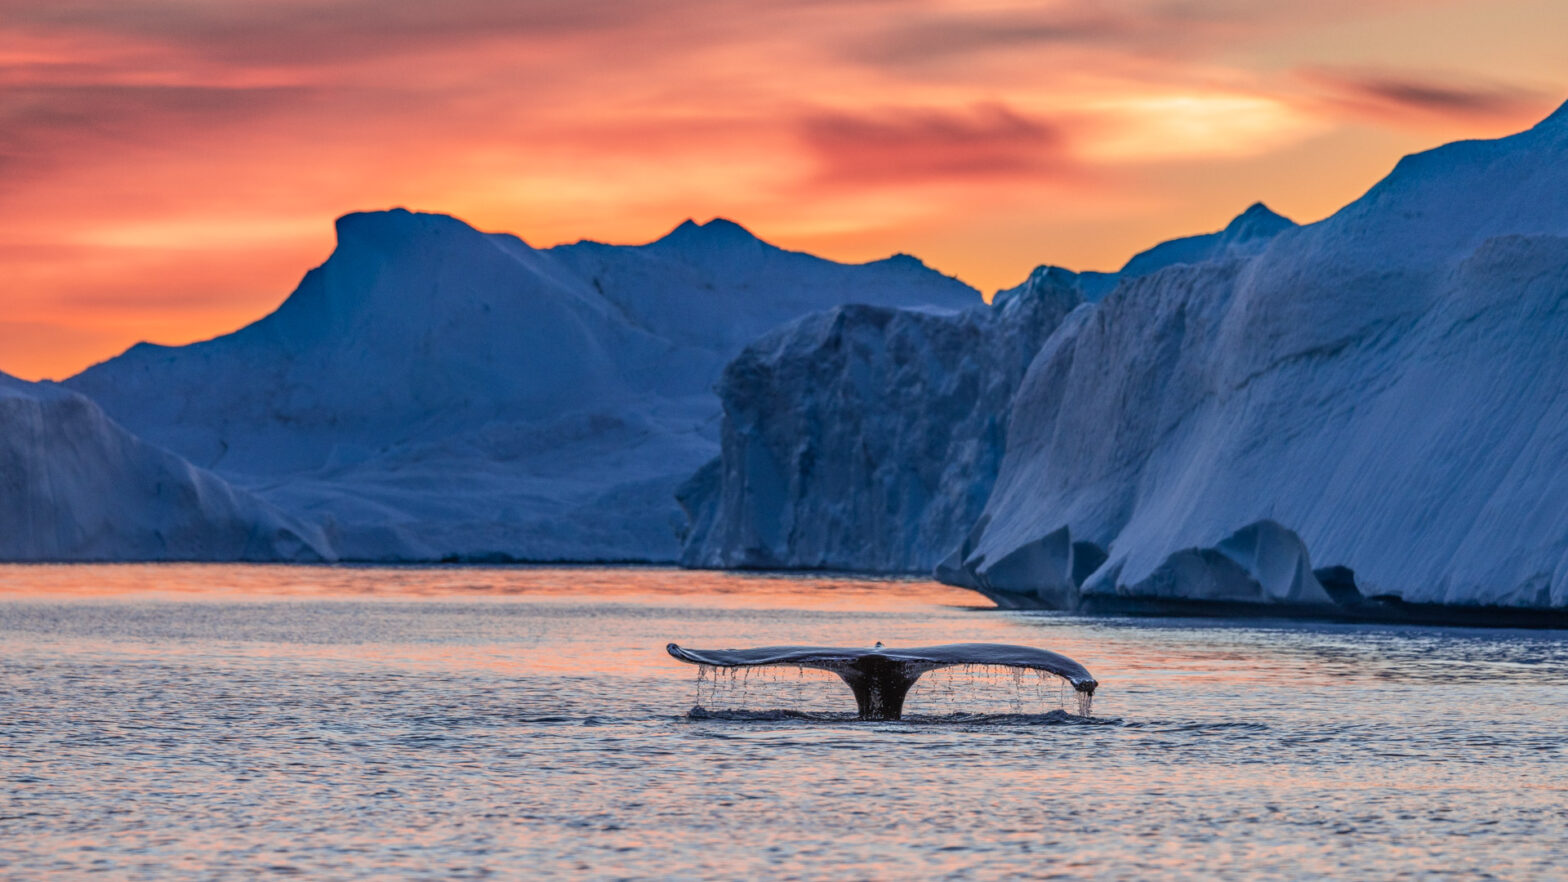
<box><xmin>3</xmin><ymin>0</ymin><xmax>1565</xmax><ymax>380</ymax></box>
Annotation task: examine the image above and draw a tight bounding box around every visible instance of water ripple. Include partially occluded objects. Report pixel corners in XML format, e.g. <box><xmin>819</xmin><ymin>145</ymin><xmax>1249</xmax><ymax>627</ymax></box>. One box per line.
<box><xmin>2</xmin><ymin>565</ymin><xmax>1566</xmax><ymax>879</ymax></box>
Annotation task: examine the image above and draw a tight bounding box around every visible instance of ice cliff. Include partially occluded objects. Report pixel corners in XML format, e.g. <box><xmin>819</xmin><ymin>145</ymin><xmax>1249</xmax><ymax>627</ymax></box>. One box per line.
<box><xmin>945</xmin><ymin>102</ymin><xmax>1568</xmax><ymax>610</ymax></box>
<box><xmin>680</xmin><ymin>204</ymin><xmax>1300</xmax><ymax>572</ymax></box>
<box><xmin>0</xmin><ymin>373</ymin><xmax>330</xmax><ymax>561</ymax></box>
<box><xmin>62</xmin><ymin>212</ymin><xmax>977</xmax><ymax>562</ymax></box>
<box><xmin>679</xmin><ymin>268</ymin><xmax>1082</xmax><ymax>571</ymax></box>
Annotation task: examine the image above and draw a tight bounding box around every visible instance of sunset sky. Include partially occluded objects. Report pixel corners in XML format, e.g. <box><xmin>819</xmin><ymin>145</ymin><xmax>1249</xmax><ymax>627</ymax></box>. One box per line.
<box><xmin>3</xmin><ymin>0</ymin><xmax>1565</xmax><ymax>380</ymax></box>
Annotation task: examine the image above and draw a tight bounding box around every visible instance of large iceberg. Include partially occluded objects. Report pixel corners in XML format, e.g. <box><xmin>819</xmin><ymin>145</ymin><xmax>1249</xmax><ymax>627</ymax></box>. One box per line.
<box><xmin>63</xmin><ymin>211</ymin><xmax>977</xmax><ymax>562</ymax></box>
<box><xmin>946</xmin><ymin>102</ymin><xmax>1568</xmax><ymax>611</ymax></box>
<box><xmin>0</xmin><ymin>372</ymin><xmax>329</xmax><ymax>561</ymax></box>
<box><xmin>680</xmin><ymin>205</ymin><xmax>1300</xmax><ymax>572</ymax></box>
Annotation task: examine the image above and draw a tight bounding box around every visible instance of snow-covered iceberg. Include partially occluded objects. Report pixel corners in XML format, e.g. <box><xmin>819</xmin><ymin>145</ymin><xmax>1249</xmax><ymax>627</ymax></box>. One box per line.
<box><xmin>0</xmin><ymin>372</ymin><xmax>330</xmax><ymax>561</ymax></box>
<box><xmin>946</xmin><ymin>102</ymin><xmax>1568</xmax><ymax>611</ymax></box>
<box><xmin>63</xmin><ymin>211</ymin><xmax>977</xmax><ymax>562</ymax></box>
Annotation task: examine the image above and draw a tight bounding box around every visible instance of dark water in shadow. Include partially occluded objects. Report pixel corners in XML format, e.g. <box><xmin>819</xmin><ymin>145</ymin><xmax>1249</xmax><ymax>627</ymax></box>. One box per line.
<box><xmin>2</xmin><ymin>565</ymin><xmax>1566</xmax><ymax>879</ymax></box>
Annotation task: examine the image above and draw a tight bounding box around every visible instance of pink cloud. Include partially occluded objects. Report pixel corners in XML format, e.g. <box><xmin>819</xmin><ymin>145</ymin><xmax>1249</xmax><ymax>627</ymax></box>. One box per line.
<box><xmin>800</xmin><ymin>103</ymin><xmax>1073</xmax><ymax>185</ymax></box>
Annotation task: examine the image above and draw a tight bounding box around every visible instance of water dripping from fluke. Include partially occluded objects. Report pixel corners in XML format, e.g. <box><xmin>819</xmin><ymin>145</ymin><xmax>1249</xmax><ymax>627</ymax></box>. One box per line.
<box><xmin>667</xmin><ymin>642</ymin><xmax>1098</xmax><ymax>721</ymax></box>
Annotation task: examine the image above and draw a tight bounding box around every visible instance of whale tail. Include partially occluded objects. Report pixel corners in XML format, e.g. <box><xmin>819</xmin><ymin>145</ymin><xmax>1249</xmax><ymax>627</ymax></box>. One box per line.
<box><xmin>666</xmin><ymin>642</ymin><xmax>1097</xmax><ymax>721</ymax></box>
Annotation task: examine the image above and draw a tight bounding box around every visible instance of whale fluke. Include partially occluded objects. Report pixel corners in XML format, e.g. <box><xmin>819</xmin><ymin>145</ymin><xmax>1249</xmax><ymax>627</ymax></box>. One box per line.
<box><xmin>666</xmin><ymin>642</ymin><xmax>1097</xmax><ymax>721</ymax></box>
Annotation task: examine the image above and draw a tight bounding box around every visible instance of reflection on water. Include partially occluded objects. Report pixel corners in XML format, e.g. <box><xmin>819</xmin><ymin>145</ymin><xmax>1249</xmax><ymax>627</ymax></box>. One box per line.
<box><xmin>693</xmin><ymin>663</ymin><xmax>1094</xmax><ymax>718</ymax></box>
<box><xmin>3</xmin><ymin>564</ymin><xmax>1567</xmax><ymax>879</ymax></box>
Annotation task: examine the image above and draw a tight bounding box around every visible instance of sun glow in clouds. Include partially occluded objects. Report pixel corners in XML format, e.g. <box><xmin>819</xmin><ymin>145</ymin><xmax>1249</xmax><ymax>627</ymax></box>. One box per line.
<box><xmin>1081</xmin><ymin>94</ymin><xmax>1323</xmax><ymax>160</ymax></box>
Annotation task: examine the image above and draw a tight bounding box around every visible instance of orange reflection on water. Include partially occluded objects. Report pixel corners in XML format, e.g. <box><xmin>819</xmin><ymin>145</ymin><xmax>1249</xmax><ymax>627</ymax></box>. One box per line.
<box><xmin>0</xmin><ymin>564</ymin><xmax>992</xmax><ymax>682</ymax></box>
<box><xmin>0</xmin><ymin>563</ymin><xmax>975</xmax><ymax>611</ymax></box>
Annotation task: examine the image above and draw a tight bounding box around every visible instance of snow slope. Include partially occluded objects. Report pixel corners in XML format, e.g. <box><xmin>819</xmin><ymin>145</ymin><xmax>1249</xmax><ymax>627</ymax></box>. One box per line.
<box><xmin>1117</xmin><ymin>202</ymin><xmax>1296</xmax><ymax>278</ymax></box>
<box><xmin>65</xmin><ymin>211</ymin><xmax>978</xmax><ymax>561</ymax></box>
<box><xmin>945</xmin><ymin>102</ymin><xmax>1568</xmax><ymax>610</ymax></box>
<box><xmin>1065</xmin><ymin>202</ymin><xmax>1297</xmax><ymax>302</ymax></box>
<box><xmin>0</xmin><ymin>372</ymin><xmax>330</xmax><ymax>561</ymax></box>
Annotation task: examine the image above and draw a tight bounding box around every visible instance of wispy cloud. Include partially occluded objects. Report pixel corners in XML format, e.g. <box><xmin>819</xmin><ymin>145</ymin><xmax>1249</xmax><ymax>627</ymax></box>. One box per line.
<box><xmin>2</xmin><ymin>0</ymin><xmax>664</xmax><ymax>66</ymax></box>
<box><xmin>1299</xmin><ymin>67</ymin><xmax>1553</xmax><ymax>123</ymax></box>
<box><xmin>0</xmin><ymin>83</ymin><xmax>316</xmax><ymax>178</ymax></box>
<box><xmin>844</xmin><ymin>8</ymin><xmax>1136</xmax><ymax>69</ymax></box>
<box><xmin>800</xmin><ymin>103</ymin><xmax>1072</xmax><ymax>185</ymax></box>
<box><xmin>838</xmin><ymin>0</ymin><xmax>1427</xmax><ymax>71</ymax></box>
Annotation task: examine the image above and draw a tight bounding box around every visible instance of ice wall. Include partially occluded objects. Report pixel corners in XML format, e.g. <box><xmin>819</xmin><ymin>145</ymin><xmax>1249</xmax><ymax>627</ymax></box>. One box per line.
<box><xmin>947</xmin><ymin>102</ymin><xmax>1568</xmax><ymax>609</ymax></box>
<box><xmin>680</xmin><ymin>199</ymin><xmax>1302</xmax><ymax>573</ymax></box>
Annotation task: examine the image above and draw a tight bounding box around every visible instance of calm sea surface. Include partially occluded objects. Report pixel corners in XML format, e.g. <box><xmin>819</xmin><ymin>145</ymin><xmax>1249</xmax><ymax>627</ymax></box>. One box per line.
<box><xmin>2</xmin><ymin>565</ymin><xmax>1565</xmax><ymax>880</ymax></box>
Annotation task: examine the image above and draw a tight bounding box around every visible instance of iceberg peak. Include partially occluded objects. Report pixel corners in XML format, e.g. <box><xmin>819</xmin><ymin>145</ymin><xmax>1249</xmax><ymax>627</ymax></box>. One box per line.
<box><xmin>1117</xmin><ymin>202</ymin><xmax>1298</xmax><ymax>277</ymax></box>
<box><xmin>874</xmin><ymin>252</ymin><xmax>935</xmax><ymax>272</ymax></box>
<box><xmin>333</xmin><ymin>208</ymin><xmax>481</xmax><ymax>251</ymax></box>
<box><xmin>1223</xmin><ymin>202</ymin><xmax>1295</xmax><ymax>240</ymax></box>
<box><xmin>653</xmin><ymin>217</ymin><xmax>766</xmax><ymax>251</ymax></box>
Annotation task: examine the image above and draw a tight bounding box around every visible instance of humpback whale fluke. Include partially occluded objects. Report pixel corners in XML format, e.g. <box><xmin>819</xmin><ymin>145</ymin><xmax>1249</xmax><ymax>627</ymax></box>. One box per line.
<box><xmin>666</xmin><ymin>642</ymin><xmax>1097</xmax><ymax>721</ymax></box>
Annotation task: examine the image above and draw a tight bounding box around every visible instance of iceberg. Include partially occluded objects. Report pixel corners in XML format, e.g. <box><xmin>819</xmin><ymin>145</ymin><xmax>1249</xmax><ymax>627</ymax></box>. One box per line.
<box><xmin>679</xmin><ymin>267</ymin><xmax>1081</xmax><ymax>571</ymax></box>
<box><xmin>62</xmin><ymin>211</ymin><xmax>977</xmax><ymax>562</ymax></box>
<box><xmin>0</xmin><ymin>373</ymin><xmax>330</xmax><ymax>561</ymax></box>
<box><xmin>946</xmin><ymin>102</ymin><xmax>1568</xmax><ymax>611</ymax></box>
<box><xmin>680</xmin><ymin>203</ymin><xmax>1300</xmax><ymax>572</ymax></box>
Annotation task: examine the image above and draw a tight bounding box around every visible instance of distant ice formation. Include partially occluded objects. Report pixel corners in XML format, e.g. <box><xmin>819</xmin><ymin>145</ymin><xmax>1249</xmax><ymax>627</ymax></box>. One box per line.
<box><xmin>0</xmin><ymin>373</ymin><xmax>329</xmax><ymax>561</ymax></box>
<box><xmin>63</xmin><ymin>212</ymin><xmax>977</xmax><ymax>562</ymax></box>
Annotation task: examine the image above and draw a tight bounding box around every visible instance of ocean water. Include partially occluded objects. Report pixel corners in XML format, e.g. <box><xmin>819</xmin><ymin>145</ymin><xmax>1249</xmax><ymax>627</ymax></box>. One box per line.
<box><xmin>2</xmin><ymin>565</ymin><xmax>1566</xmax><ymax>880</ymax></box>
